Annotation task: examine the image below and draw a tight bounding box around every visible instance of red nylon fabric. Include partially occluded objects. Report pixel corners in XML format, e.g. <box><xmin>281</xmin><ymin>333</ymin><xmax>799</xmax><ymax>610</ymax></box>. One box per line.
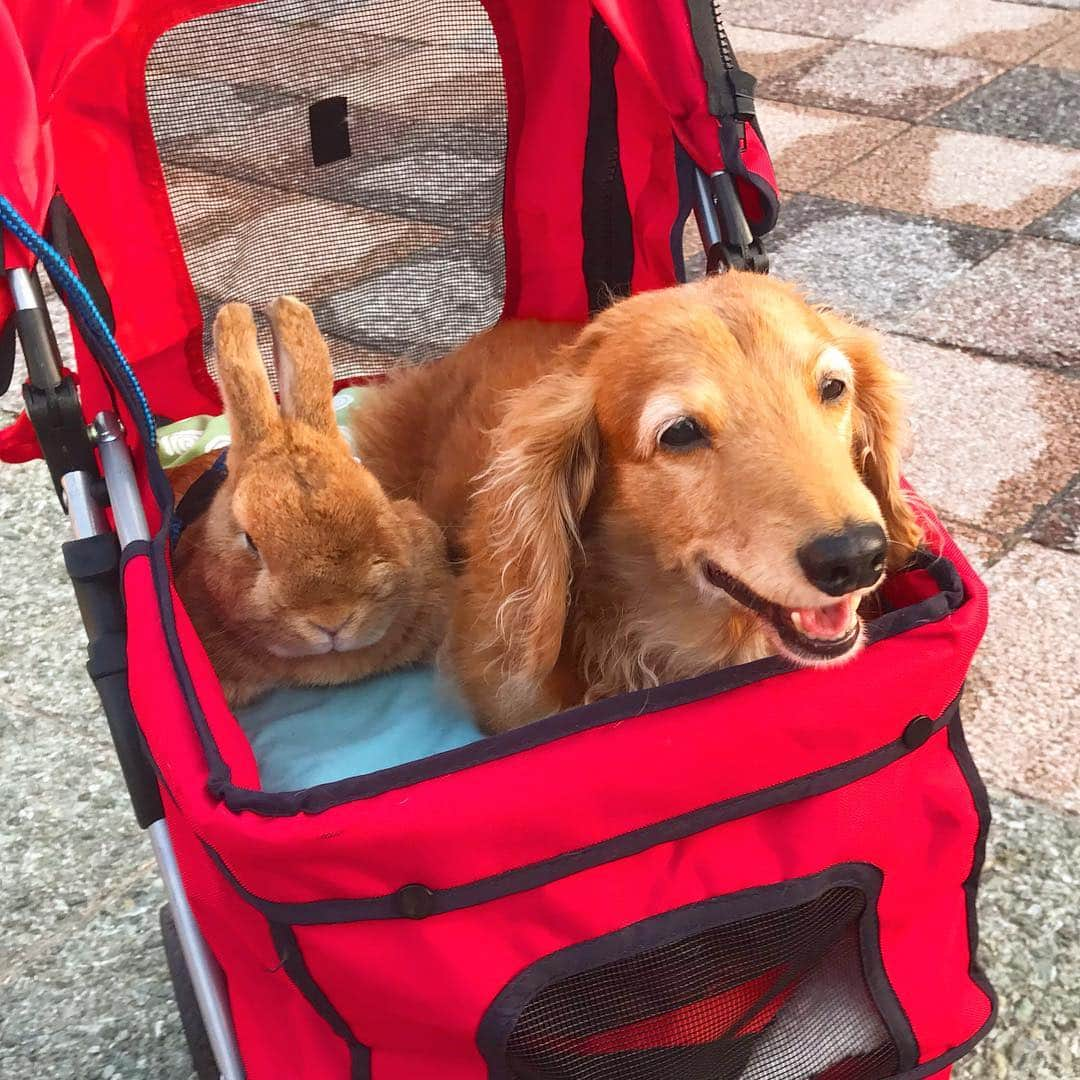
<box><xmin>121</xmin><ymin>509</ymin><xmax>992</xmax><ymax>1077</ymax></box>
<box><xmin>0</xmin><ymin>1</ymin><xmax>54</xmax><ymax>245</ymax></box>
<box><xmin>129</xmin><ymin>530</ymin><xmax>985</xmax><ymax>900</ymax></box>
<box><xmin>283</xmin><ymin>732</ymin><xmax>987</xmax><ymax>1080</ymax></box>
<box><xmin>0</xmin><ymin>0</ymin><xmax>53</xmax><ymax>463</ymax></box>
<box><xmin>0</xmin><ymin>0</ymin><xmax>778</xmax><ymax>460</ymax></box>
<box><xmin>5</xmin><ymin>4</ymin><xmax>992</xmax><ymax>1075</ymax></box>
<box><xmin>594</xmin><ymin>0</ymin><xmax>721</xmax><ymax>175</ymax></box>
<box><xmin>494</xmin><ymin>0</ymin><xmax>592</xmax><ymax>321</ymax></box>
<box><xmin>593</xmin><ymin>0</ymin><xmax>777</xmax><ymax>228</ymax></box>
<box><xmin>162</xmin><ymin>798</ymin><xmax>355</xmax><ymax>1077</ymax></box>
<box><xmin>615</xmin><ymin>52</ymin><xmax>685</xmax><ymax>295</ymax></box>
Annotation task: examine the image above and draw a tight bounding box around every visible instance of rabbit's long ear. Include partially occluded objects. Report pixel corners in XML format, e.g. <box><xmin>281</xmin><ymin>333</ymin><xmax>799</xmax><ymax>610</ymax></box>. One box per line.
<box><xmin>213</xmin><ymin>302</ymin><xmax>279</xmax><ymax>459</ymax></box>
<box><xmin>267</xmin><ymin>296</ymin><xmax>337</xmax><ymax>435</ymax></box>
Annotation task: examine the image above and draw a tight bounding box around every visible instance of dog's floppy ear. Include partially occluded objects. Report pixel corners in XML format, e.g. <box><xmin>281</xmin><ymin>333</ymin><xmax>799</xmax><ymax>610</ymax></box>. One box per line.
<box><xmin>471</xmin><ymin>368</ymin><xmax>599</xmax><ymax>699</ymax></box>
<box><xmin>819</xmin><ymin>310</ymin><xmax>922</xmax><ymax>569</ymax></box>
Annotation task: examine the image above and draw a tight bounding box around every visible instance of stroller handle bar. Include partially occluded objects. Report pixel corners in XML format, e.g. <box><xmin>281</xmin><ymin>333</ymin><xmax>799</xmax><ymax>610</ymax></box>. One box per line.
<box><xmin>4</xmin><ymin>251</ymin><xmax>244</xmax><ymax>1079</ymax></box>
<box><xmin>8</xmin><ymin>266</ymin><xmax>63</xmax><ymax>388</ymax></box>
<box><xmin>70</xmin><ymin>408</ymin><xmax>246</xmax><ymax>1080</ymax></box>
<box><xmin>92</xmin><ymin>411</ymin><xmax>150</xmax><ymax>547</ymax></box>
<box><xmin>68</xmin><ymin>406</ymin><xmax>244</xmax><ymax>1079</ymax></box>
<box><xmin>693</xmin><ymin>166</ymin><xmax>768</xmax><ymax>275</ymax></box>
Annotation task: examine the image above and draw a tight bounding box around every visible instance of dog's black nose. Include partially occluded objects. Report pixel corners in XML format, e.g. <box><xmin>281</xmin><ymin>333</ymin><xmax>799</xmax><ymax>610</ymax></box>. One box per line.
<box><xmin>797</xmin><ymin>523</ymin><xmax>887</xmax><ymax>596</ymax></box>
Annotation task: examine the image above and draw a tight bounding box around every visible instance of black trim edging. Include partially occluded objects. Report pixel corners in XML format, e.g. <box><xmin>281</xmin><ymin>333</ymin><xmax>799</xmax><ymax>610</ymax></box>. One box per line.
<box><xmin>681</xmin><ymin>1</ymin><xmax>780</xmax><ymax>237</ymax></box>
<box><xmin>0</xmin><ymin>312</ymin><xmax>15</xmax><ymax>398</ymax></box>
<box><xmin>670</xmin><ymin>141</ymin><xmax>698</xmax><ymax>283</ymax></box>
<box><xmin>141</xmin><ymin>536</ymin><xmax>967</xmax><ymax>818</ymax></box>
<box><xmin>148</xmin><ymin>533</ymin><xmax>234</xmax><ymax>798</ymax></box>
<box><xmin>269</xmin><ymin>924</ymin><xmax>370</xmax><ymax>1079</ymax></box>
<box><xmin>719</xmin><ymin>114</ymin><xmax>780</xmax><ymax>238</ymax></box>
<box><xmin>200</xmin><ymin>697</ymin><xmax>961</xmax><ymax>925</ymax></box>
<box><xmin>949</xmin><ymin>718</ymin><xmax>996</xmax><ymax>1011</ymax></box>
<box><xmin>867</xmin><ymin>713</ymin><xmax>997</xmax><ymax>1080</ymax></box>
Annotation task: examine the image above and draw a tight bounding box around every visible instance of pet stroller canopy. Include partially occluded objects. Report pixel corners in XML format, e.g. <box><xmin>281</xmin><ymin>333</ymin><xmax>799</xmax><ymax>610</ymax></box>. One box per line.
<box><xmin>0</xmin><ymin>0</ymin><xmax>778</xmax><ymax>465</ymax></box>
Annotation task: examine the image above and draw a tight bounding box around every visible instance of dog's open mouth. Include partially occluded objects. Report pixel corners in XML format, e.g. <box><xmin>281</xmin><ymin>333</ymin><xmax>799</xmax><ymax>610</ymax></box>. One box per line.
<box><xmin>702</xmin><ymin>560</ymin><xmax>864</xmax><ymax>663</ymax></box>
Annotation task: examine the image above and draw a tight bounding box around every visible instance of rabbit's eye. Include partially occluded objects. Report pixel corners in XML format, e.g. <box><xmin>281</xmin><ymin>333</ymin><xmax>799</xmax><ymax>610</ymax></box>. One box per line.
<box><xmin>242</xmin><ymin>532</ymin><xmax>260</xmax><ymax>558</ymax></box>
<box><xmin>368</xmin><ymin>559</ymin><xmax>394</xmax><ymax>597</ymax></box>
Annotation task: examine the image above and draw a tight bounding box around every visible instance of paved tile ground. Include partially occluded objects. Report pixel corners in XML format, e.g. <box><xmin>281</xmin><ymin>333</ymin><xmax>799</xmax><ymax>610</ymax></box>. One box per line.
<box><xmin>1</xmin><ymin>2</ymin><xmax>1078</xmax><ymax>1079</ymax></box>
<box><xmin>736</xmin><ymin>8</ymin><xmax>1080</xmax><ymax>1075</ymax></box>
<box><xmin>931</xmin><ymin>65</ymin><xmax>1080</xmax><ymax>147</ymax></box>
<box><xmin>1027</xmin><ymin>189</ymin><xmax>1080</xmax><ymax>242</ymax></box>
<box><xmin>764</xmin><ymin>42</ymin><xmax>1002</xmax><ymax>121</ymax></box>
<box><xmin>818</xmin><ymin>126</ymin><xmax>1080</xmax><ymax>229</ymax></box>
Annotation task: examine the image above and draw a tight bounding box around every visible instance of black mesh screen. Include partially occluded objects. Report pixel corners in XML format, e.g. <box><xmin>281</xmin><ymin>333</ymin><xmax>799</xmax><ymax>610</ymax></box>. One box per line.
<box><xmin>505</xmin><ymin>887</ymin><xmax>900</xmax><ymax>1080</ymax></box>
<box><xmin>145</xmin><ymin>0</ymin><xmax>507</xmax><ymax>385</ymax></box>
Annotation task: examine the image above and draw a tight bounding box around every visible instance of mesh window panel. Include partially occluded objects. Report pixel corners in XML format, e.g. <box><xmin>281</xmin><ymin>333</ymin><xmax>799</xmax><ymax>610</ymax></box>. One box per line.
<box><xmin>145</xmin><ymin>0</ymin><xmax>507</xmax><ymax>386</ymax></box>
<box><xmin>505</xmin><ymin>887</ymin><xmax>900</xmax><ymax>1080</ymax></box>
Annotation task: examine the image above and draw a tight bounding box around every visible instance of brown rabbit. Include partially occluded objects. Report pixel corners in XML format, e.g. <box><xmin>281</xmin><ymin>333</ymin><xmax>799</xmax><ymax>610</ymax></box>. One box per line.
<box><xmin>171</xmin><ymin>298</ymin><xmax>451</xmax><ymax>707</ymax></box>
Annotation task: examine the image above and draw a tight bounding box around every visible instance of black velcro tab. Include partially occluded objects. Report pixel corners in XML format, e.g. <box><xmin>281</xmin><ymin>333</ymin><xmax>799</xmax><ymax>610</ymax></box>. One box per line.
<box><xmin>63</xmin><ymin>533</ymin><xmax>121</xmax><ymax>582</ymax></box>
<box><xmin>308</xmin><ymin>96</ymin><xmax>351</xmax><ymax>166</ymax></box>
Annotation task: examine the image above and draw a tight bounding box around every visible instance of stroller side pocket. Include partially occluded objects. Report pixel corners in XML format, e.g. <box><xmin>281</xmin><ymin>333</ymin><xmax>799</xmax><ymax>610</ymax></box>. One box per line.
<box><xmin>478</xmin><ymin>866</ymin><xmax>915</xmax><ymax>1080</ymax></box>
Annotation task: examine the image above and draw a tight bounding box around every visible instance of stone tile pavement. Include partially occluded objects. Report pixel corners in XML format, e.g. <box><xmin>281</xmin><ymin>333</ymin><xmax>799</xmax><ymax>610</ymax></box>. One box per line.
<box><xmin>726</xmin><ymin>6</ymin><xmax>1080</xmax><ymax>1077</ymax></box>
<box><xmin>1</xmin><ymin>1</ymin><xmax>1078</xmax><ymax>1078</ymax></box>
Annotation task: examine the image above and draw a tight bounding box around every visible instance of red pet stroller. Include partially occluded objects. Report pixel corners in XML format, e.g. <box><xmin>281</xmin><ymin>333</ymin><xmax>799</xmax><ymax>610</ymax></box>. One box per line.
<box><xmin>1</xmin><ymin>1</ymin><xmax>995</xmax><ymax>1078</ymax></box>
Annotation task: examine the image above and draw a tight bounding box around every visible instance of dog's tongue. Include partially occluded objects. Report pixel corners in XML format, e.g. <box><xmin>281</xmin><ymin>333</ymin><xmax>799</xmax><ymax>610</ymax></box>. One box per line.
<box><xmin>794</xmin><ymin>597</ymin><xmax>855</xmax><ymax>640</ymax></box>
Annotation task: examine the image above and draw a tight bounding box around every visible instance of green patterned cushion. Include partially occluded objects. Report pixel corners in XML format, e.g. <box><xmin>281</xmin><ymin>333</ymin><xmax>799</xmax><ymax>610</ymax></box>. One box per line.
<box><xmin>156</xmin><ymin>385</ymin><xmax>371</xmax><ymax>468</ymax></box>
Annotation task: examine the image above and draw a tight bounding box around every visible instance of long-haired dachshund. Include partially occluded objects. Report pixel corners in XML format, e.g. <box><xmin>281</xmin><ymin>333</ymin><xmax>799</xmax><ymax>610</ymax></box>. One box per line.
<box><xmin>356</xmin><ymin>272</ymin><xmax>922</xmax><ymax>732</ymax></box>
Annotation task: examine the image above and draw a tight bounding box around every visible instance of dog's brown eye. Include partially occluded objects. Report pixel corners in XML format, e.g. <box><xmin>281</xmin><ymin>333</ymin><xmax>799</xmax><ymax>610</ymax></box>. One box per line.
<box><xmin>243</xmin><ymin>532</ymin><xmax>260</xmax><ymax>557</ymax></box>
<box><xmin>659</xmin><ymin>417</ymin><xmax>708</xmax><ymax>450</ymax></box>
<box><xmin>820</xmin><ymin>377</ymin><xmax>847</xmax><ymax>403</ymax></box>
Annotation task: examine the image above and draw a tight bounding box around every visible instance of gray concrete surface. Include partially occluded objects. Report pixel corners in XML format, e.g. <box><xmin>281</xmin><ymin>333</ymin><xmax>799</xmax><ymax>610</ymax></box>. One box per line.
<box><xmin>2</xmin><ymin>0</ymin><xmax>1079</xmax><ymax>1076</ymax></box>
<box><xmin>0</xmin><ymin>458</ymin><xmax>193</xmax><ymax>1079</ymax></box>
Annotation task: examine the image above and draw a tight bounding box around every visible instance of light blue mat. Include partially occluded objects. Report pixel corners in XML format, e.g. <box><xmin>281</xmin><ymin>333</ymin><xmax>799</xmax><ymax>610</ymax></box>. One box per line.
<box><xmin>236</xmin><ymin>667</ymin><xmax>482</xmax><ymax>792</ymax></box>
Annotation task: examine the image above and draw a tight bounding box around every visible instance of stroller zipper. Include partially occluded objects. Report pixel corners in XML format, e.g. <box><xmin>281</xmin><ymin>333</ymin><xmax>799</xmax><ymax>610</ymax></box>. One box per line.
<box><xmin>583</xmin><ymin>13</ymin><xmax>633</xmax><ymax>310</ymax></box>
<box><xmin>684</xmin><ymin>2</ymin><xmax>769</xmax><ymax>273</ymax></box>
<box><xmin>712</xmin><ymin>4</ymin><xmax>736</xmax><ymax>74</ymax></box>
<box><xmin>686</xmin><ymin>3</ymin><xmax>756</xmax><ymax>122</ymax></box>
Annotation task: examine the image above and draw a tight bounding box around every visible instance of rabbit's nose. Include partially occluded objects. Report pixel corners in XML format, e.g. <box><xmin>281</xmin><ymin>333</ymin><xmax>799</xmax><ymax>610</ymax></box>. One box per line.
<box><xmin>311</xmin><ymin>617</ymin><xmax>349</xmax><ymax>638</ymax></box>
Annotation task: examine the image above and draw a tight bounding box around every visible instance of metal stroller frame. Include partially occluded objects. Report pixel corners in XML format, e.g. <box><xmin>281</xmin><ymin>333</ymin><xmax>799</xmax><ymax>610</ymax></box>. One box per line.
<box><xmin>7</xmin><ymin>261</ymin><xmax>244</xmax><ymax>1078</ymax></box>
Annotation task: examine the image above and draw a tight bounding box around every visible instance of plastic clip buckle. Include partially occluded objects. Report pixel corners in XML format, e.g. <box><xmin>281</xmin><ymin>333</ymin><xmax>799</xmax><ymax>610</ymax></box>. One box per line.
<box><xmin>7</xmin><ymin>266</ymin><xmax>98</xmax><ymax>503</ymax></box>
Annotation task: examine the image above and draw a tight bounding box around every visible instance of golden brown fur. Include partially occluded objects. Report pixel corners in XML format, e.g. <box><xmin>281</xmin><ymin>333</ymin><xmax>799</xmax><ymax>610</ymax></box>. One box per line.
<box><xmin>173</xmin><ymin>298</ymin><xmax>450</xmax><ymax>707</ymax></box>
<box><xmin>355</xmin><ymin>273</ymin><xmax>921</xmax><ymax>732</ymax></box>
